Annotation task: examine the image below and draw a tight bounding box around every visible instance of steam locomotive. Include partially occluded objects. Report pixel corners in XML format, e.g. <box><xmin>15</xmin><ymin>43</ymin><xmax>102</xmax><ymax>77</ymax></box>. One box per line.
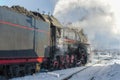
<box><xmin>0</xmin><ymin>6</ymin><xmax>90</xmax><ymax>78</ymax></box>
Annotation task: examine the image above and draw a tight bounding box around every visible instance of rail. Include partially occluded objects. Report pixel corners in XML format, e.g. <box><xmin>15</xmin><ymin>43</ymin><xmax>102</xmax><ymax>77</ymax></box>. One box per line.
<box><xmin>60</xmin><ymin>59</ymin><xmax>104</xmax><ymax>80</ymax></box>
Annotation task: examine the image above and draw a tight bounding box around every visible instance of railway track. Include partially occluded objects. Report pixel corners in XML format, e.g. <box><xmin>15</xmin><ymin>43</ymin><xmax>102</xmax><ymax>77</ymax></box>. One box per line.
<box><xmin>61</xmin><ymin>57</ymin><xmax>112</xmax><ymax>80</ymax></box>
<box><xmin>62</xmin><ymin>66</ymin><xmax>90</xmax><ymax>80</ymax></box>
<box><xmin>61</xmin><ymin>60</ymin><xmax>103</xmax><ymax>80</ymax></box>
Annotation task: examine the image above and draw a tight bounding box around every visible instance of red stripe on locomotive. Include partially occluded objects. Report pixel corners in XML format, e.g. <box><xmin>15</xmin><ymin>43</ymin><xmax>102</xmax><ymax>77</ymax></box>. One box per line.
<box><xmin>0</xmin><ymin>20</ymin><xmax>49</xmax><ymax>34</ymax></box>
<box><xmin>0</xmin><ymin>57</ymin><xmax>44</xmax><ymax>64</ymax></box>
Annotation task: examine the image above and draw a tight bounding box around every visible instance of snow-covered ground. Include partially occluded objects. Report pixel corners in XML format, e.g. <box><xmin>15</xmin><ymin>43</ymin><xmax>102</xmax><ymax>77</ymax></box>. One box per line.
<box><xmin>69</xmin><ymin>59</ymin><xmax>120</xmax><ymax>80</ymax></box>
<box><xmin>10</xmin><ymin>66</ymin><xmax>87</xmax><ymax>80</ymax></box>
<box><xmin>10</xmin><ymin>56</ymin><xmax>120</xmax><ymax>80</ymax></box>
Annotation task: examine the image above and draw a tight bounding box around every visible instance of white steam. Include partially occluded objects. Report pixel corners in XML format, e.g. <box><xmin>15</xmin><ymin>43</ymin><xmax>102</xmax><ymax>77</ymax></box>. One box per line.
<box><xmin>53</xmin><ymin>0</ymin><xmax>120</xmax><ymax>49</ymax></box>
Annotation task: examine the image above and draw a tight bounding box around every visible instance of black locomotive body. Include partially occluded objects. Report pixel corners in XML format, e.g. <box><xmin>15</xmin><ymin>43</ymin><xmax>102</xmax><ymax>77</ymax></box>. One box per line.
<box><xmin>0</xmin><ymin>6</ymin><xmax>90</xmax><ymax>78</ymax></box>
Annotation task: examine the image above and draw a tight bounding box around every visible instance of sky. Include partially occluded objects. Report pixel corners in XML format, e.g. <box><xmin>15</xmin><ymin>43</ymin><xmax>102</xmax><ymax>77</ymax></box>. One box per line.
<box><xmin>0</xmin><ymin>0</ymin><xmax>56</xmax><ymax>14</ymax></box>
<box><xmin>0</xmin><ymin>0</ymin><xmax>120</xmax><ymax>49</ymax></box>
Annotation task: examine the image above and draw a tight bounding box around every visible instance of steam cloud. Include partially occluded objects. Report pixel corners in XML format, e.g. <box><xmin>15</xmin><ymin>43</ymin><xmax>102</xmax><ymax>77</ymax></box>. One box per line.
<box><xmin>53</xmin><ymin>0</ymin><xmax>120</xmax><ymax>49</ymax></box>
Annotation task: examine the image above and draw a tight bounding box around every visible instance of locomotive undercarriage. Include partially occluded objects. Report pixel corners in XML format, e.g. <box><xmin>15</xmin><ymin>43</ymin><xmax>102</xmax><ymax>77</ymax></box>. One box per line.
<box><xmin>41</xmin><ymin>55</ymin><xmax>87</xmax><ymax>71</ymax></box>
<box><xmin>41</xmin><ymin>45</ymin><xmax>88</xmax><ymax>70</ymax></box>
<box><xmin>0</xmin><ymin>62</ymin><xmax>41</xmax><ymax>78</ymax></box>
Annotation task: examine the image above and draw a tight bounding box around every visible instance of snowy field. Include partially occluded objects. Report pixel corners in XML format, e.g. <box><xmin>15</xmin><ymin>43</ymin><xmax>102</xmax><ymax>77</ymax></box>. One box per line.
<box><xmin>10</xmin><ymin>56</ymin><xmax>120</xmax><ymax>80</ymax></box>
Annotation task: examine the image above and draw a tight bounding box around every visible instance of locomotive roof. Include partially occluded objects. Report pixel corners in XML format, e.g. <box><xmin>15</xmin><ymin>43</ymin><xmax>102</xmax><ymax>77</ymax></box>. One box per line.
<box><xmin>0</xmin><ymin>5</ymin><xmax>62</xmax><ymax>28</ymax></box>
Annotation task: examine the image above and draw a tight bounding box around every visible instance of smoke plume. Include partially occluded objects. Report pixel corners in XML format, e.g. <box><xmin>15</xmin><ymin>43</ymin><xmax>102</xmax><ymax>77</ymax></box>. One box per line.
<box><xmin>53</xmin><ymin>0</ymin><xmax>120</xmax><ymax>49</ymax></box>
